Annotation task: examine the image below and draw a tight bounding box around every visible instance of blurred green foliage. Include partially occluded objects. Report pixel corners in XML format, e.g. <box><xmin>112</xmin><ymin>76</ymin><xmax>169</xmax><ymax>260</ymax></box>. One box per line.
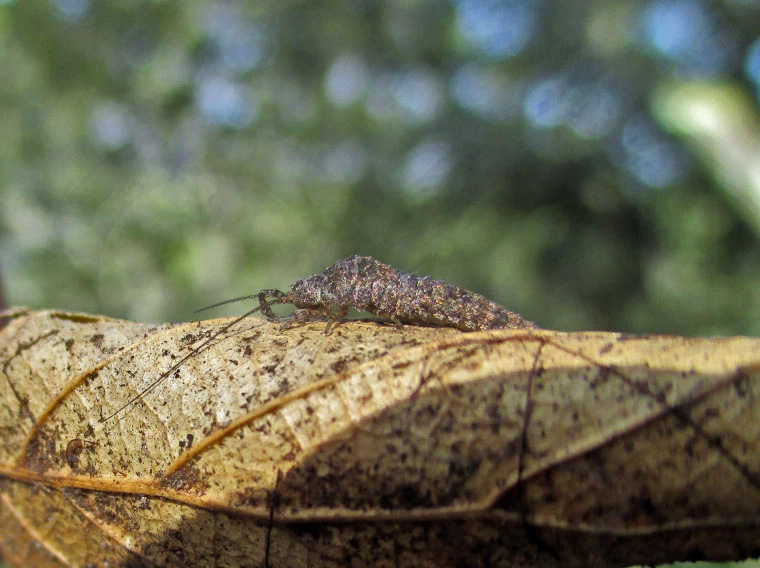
<box><xmin>1</xmin><ymin>0</ymin><xmax>760</xmax><ymax>341</ymax></box>
<box><xmin>3</xmin><ymin>3</ymin><xmax>760</xmax><ymax>567</ymax></box>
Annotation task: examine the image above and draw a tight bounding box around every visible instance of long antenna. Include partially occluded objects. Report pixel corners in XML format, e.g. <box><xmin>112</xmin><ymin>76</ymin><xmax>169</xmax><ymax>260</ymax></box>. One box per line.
<box><xmin>100</xmin><ymin>304</ymin><xmax>264</xmax><ymax>423</ymax></box>
<box><xmin>194</xmin><ymin>294</ymin><xmax>261</xmax><ymax>313</ymax></box>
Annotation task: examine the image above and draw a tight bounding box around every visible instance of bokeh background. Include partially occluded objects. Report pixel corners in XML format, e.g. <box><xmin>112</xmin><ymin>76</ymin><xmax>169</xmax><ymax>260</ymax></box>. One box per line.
<box><xmin>1</xmin><ymin>4</ymin><xmax>760</xmax><ymax>568</ymax></box>
<box><xmin>2</xmin><ymin>0</ymin><xmax>760</xmax><ymax>336</ymax></box>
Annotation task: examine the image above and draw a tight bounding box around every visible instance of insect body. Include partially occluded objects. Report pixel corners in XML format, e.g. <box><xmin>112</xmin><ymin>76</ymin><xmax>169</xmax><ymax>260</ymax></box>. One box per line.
<box><xmin>101</xmin><ymin>256</ymin><xmax>535</xmax><ymax>422</ymax></box>
<box><xmin>204</xmin><ymin>255</ymin><xmax>537</xmax><ymax>333</ymax></box>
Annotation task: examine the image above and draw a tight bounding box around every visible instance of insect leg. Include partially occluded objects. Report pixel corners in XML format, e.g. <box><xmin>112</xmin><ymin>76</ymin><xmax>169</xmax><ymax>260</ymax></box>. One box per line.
<box><xmin>279</xmin><ymin>306</ymin><xmax>332</xmax><ymax>329</ymax></box>
<box><xmin>277</xmin><ymin>305</ymin><xmax>348</xmax><ymax>335</ymax></box>
<box><xmin>322</xmin><ymin>307</ymin><xmax>348</xmax><ymax>335</ymax></box>
<box><xmin>373</xmin><ymin>310</ymin><xmax>404</xmax><ymax>329</ymax></box>
<box><xmin>257</xmin><ymin>289</ymin><xmax>288</xmax><ymax>322</ymax></box>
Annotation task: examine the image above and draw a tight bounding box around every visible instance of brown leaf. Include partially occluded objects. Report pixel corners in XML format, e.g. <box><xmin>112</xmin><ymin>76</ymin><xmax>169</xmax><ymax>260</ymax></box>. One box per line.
<box><xmin>0</xmin><ymin>308</ymin><xmax>759</xmax><ymax>567</ymax></box>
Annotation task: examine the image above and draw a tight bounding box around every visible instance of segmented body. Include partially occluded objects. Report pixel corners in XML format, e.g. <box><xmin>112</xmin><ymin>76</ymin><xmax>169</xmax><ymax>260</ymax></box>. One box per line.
<box><xmin>260</xmin><ymin>255</ymin><xmax>537</xmax><ymax>332</ymax></box>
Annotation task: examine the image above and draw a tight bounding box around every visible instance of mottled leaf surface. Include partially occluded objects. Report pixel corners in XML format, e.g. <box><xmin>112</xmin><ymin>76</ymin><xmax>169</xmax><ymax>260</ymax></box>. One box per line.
<box><xmin>0</xmin><ymin>308</ymin><xmax>759</xmax><ymax>567</ymax></box>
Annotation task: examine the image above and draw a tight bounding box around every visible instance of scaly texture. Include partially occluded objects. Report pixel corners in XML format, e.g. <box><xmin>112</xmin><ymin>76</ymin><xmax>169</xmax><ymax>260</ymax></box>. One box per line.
<box><xmin>265</xmin><ymin>255</ymin><xmax>537</xmax><ymax>332</ymax></box>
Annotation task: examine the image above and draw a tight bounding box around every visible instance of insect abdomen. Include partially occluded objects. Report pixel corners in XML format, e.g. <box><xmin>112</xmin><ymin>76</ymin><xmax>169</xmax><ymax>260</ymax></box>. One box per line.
<box><xmin>353</xmin><ymin>257</ymin><xmax>536</xmax><ymax>331</ymax></box>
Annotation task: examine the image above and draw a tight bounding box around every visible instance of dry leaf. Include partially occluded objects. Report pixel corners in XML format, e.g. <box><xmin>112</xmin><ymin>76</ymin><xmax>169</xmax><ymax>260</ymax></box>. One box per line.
<box><xmin>0</xmin><ymin>307</ymin><xmax>759</xmax><ymax>567</ymax></box>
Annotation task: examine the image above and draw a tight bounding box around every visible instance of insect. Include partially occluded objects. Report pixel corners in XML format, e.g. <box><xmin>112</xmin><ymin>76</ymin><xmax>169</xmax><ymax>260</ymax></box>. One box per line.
<box><xmin>199</xmin><ymin>255</ymin><xmax>537</xmax><ymax>333</ymax></box>
<box><xmin>101</xmin><ymin>256</ymin><xmax>535</xmax><ymax>422</ymax></box>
